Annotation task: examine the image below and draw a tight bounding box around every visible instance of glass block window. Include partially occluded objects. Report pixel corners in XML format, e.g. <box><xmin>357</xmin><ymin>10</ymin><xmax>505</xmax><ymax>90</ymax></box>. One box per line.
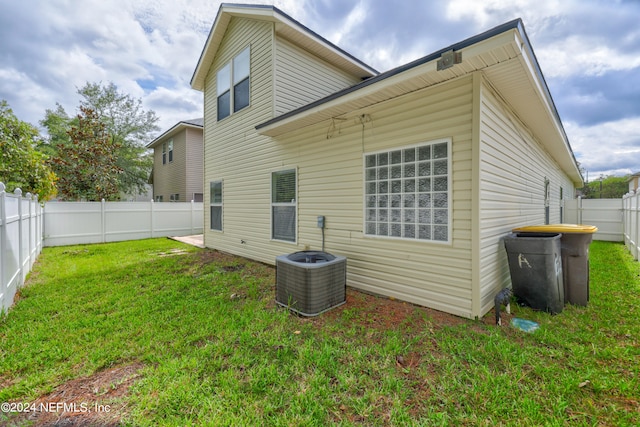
<box><xmin>272</xmin><ymin>169</ymin><xmax>296</xmax><ymax>242</ymax></box>
<box><xmin>364</xmin><ymin>139</ymin><xmax>450</xmax><ymax>242</ymax></box>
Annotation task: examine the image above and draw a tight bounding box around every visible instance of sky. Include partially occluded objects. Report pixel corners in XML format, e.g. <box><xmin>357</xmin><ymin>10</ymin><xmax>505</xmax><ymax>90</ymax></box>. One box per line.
<box><xmin>1</xmin><ymin>0</ymin><xmax>638</xmax><ymax>180</ymax></box>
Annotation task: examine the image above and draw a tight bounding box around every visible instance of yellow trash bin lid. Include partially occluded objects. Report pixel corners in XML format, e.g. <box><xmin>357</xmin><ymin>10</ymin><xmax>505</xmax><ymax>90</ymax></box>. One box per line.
<box><xmin>513</xmin><ymin>224</ymin><xmax>598</xmax><ymax>234</ymax></box>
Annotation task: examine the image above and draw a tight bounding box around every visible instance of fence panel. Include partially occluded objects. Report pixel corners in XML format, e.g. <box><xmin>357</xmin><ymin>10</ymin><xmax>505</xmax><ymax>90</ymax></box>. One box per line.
<box><xmin>623</xmin><ymin>191</ymin><xmax>639</xmax><ymax>260</ymax></box>
<box><xmin>580</xmin><ymin>198</ymin><xmax>623</xmax><ymax>242</ymax></box>
<box><xmin>0</xmin><ymin>184</ymin><xmax>43</xmax><ymax>313</ymax></box>
<box><xmin>44</xmin><ymin>200</ymin><xmax>204</xmax><ymax>247</ymax></box>
<box><xmin>563</xmin><ymin>197</ymin><xmax>623</xmax><ymax>242</ymax></box>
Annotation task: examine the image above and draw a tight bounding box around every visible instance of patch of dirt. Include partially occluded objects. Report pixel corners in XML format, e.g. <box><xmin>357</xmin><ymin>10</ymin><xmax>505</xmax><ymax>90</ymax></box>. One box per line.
<box><xmin>314</xmin><ymin>288</ymin><xmax>472</xmax><ymax>331</ymax></box>
<box><xmin>156</xmin><ymin>248</ymin><xmax>189</xmax><ymax>257</ymax></box>
<box><xmin>5</xmin><ymin>363</ymin><xmax>144</xmax><ymax>427</ymax></box>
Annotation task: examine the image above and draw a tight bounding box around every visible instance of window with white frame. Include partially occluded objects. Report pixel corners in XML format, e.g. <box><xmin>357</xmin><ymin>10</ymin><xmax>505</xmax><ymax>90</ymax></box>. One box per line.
<box><xmin>210</xmin><ymin>181</ymin><xmax>223</xmax><ymax>231</ymax></box>
<box><xmin>364</xmin><ymin>139</ymin><xmax>451</xmax><ymax>242</ymax></box>
<box><xmin>271</xmin><ymin>169</ymin><xmax>296</xmax><ymax>242</ymax></box>
<box><xmin>168</xmin><ymin>139</ymin><xmax>173</xmax><ymax>162</ymax></box>
<box><xmin>162</xmin><ymin>142</ymin><xmax>167</xmax><ymax>165</ymax></box>
<box><xmin>217</xmin><ymin>46</ymin><xmax>250</xmax><ymax>121</ymax></box>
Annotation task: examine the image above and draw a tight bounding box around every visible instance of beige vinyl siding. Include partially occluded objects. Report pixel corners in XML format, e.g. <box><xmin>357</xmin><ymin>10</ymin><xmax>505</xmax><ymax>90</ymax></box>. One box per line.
<box><xmin>477</xmin><ymin>75</ymin><xmax>575</xmax><ymax>315</ymax></box>
<box><xmin>185</xmin><ymin>127</ymin><xmax>204</xmax><ymax>201</ymax></box>
<box><xmin>274</xmin><ymin>37</ymin><xmax>363</xmax><ymax>116</ymax></box>
<box><xmin>203</xmin><ymin>18</ymin><xmax>287</xmax><ymax>257</ymax></box>
<box><xmin>207</xmin><ymin>78</ymin><xmax>472</xmax><ymax>317</ymax></box>
<box><xmin>152</xmin><ymin>130</ymin><xmax>187</xmax><ymax>201</ymax></box>
<box><xmin>254</xmin><ymin>76</ymin><xmax>473</xmax><ymax>317</ymax></box>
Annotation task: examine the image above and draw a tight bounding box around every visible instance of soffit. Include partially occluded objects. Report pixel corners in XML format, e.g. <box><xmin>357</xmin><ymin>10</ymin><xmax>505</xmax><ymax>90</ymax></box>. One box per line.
<box><xmin>257</xmin><ymin>28</ymin><xmax>582</xmax><ymax>185</ymax></box>
<box><xmin>191</xmin><ymin>5</ymin><xmax>377</xmax><ymax>91</ymax></box>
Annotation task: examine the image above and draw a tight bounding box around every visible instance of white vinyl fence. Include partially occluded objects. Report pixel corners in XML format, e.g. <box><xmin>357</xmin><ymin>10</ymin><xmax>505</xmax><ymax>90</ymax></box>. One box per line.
<box><xmin>623</xmin><ymin>191</ymin><xmax>640</xmax><ymax>261</ymax></box>
<box><xmin>0</xmin><ymin>183</ymin><xmax>43</xmax><ymax>312</ymax></box>
<box><xmin>43</xmin><ymin>200</ymin><xmax>203</xmax><ymax>247</ymax></box>
<box><xmin>564</xmin><ymin>197</ymin><xmax>623</xmax><ymax>242</ymax></box>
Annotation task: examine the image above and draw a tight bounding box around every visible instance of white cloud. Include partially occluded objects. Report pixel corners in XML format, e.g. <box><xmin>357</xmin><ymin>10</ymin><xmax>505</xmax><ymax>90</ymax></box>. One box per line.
<box><xmin>444</xmin><ymin>0</ymin><xmax>567</xmax><ymax>29</ymax></box>
<box><xmin>0</xmin><ymin>0</ymin><xmax>638</xmax><ymax>177</ymax></box>
<box><xmin>538</xmin><ymin>35</ymin><xmax>640</xmax><ymax>78</ymax></box>
<box><xmin>325</xmin><ymin>0</ymin><xmax>367</xmax><ymax>46</ymax></box>
<box><xmin>566</xmin><ymin>118</ymin><xmax>640</xmax><ymax>176</ymax></box>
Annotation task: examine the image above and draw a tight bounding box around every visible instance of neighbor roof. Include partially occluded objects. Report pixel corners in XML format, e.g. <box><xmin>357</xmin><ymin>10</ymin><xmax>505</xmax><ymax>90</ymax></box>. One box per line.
<box><xmin>255</xmin><ymin>18</ymin><xmax>583</xmax><ymax>186</ymax></box>
<box><xmin>146</xmin><ymin>118</ymin><xmax>203</xmax><ymax>149</ymax></box>
<box><xmin>190</xmin><ymin>3</ymin><xmax>378</xmax><ymax>91</ymax></box>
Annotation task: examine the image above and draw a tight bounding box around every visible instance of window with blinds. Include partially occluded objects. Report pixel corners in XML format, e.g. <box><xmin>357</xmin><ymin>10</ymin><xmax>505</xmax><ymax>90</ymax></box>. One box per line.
<box><xmin>364</xmin><ymin>139</ymin><xmax>451</xmax><ymax>242</ymax></box>
<box><xmin>272</xmin><ymin>169</ymin><xmax>296</xmax><ymax>242</ymax></box>
<box><xmin>210</xmin><ymin>180</ymin><xmax>223</xmax><ymax>231</ymax></box>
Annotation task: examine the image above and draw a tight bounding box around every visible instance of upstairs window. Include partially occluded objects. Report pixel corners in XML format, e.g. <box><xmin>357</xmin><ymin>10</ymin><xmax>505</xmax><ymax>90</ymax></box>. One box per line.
<box><xmin>168</xmin><ymin>140</ymin><xmax>173</xmax><ymax>163</ymax></box>
<box><xmin>217</xmin><ymin>46</ymin><xmax>250</xmax><ymax>121</ymax></box>
<box><xmin>364</xmin><ymin>139</ymin><xmax>451</xmax><ymax>243</ymax></box>
<box><xmin>162</xmin><ymin>142</ymin><xmax>167</xmax><ymax>164</ymax></box>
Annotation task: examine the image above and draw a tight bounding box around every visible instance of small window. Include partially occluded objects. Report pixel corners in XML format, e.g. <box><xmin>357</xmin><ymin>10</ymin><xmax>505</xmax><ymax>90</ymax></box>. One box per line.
<box><xmin>210</xmin><ymin>181</ymin><xmax>223</xmax><ymax>231</ymax></box>
<box><xmin>217</xmin><ymin>64</ymin><xmax>231</xmax><ymax>121</ymax></box>
<box><xmin>364</xmin><ymin>139</ymin><xmax>451</xmax><ymax>242</ymax></box>
<box><xmin>168</xmin><ymin>140</ymin><xmax>174</xmax><ymax>163</ymax></box>
<box><xmin>216</xmin><ymin>46</ymin><xmax>250</xmax><ymax>121</ymax></box>
<box><xmin>271</xmin><ymin>169</ymin><xmax>296</xmax><ymax>242</ymax></box>
<box><xmin>162</xmin><ymin>143</ymin><xmax>166</xmax><ymax>165</ymax></box>
<box><xmin>170</xmin><ymin>193</ymin><xmax>179</xmax><ymax>202</ymax></box>
<box><xmin>193</xmin><ymin>193</ymin><xmax>203</xmax><ymax>202</ymax></box>
<box><xmin>233</xmin><ymin>47</ymin><xmax>250</xmax><ymax>112</ymax></box>
<box><xmin>155</xmin><ymin>195</ymin><xmax>163</xmax><ymax>202</ymax></box>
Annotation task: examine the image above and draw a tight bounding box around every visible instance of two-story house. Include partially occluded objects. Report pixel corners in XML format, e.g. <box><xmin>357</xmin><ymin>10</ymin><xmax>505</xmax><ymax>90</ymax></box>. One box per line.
<box><xmin>190</xmin><ymin>4</ymin><xmax>583</xmax><ymax>319</ymax></box>
<box><xmin>147</xmin><ymin>118</ymin><xmax>204</xmax><ymax>202</ymax></box>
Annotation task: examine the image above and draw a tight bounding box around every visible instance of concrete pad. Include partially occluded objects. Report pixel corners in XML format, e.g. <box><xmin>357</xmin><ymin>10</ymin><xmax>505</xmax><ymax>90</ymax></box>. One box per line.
<box><xmin>169</xmin><ymin>234</ymin><xmax>204</xmax><ymax>248</ymax></box>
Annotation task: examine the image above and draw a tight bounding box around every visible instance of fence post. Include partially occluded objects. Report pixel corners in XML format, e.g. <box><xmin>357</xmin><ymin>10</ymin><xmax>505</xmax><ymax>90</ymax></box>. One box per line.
<box><xmin>190</xmin><ymin>200</ymin><xmax>195</xmax><ymax>234</ymax></box>
<box><xmin>101</xmin><ymin>199</ymin><xmax>106</xmax><ymax>243</ymax></box>
<box><xmin>577</xmin><ymin>195</ymin><xmax>583</xmax><ymax>224</ymax></box>
<box><xmin>150</xmin><ymin>199</ymin><xmax>155</xmax><ymax>238</ymax></box>
<box><xmin>14</xmin><ymin>188</ymin><xmax>23</xmax><ymax>287</ymax></box>
<box><xmin>0</xmin><ymin>183</ymin><xmax>6</xmax><ymax>306</ymax></box>
<box><xmin>636</xmin><ymin>192</ymin><xmax>640</xmax><ymax>260</ymax></box>
<box><xmin>34</xmin><ymin>195</ymin><xmax>41</xmax><ymax>257</ymax></box>
<box><xmin>26</xmin><ymin>193</ymin><xmax>33</xmax><ymax>270</ymax></box>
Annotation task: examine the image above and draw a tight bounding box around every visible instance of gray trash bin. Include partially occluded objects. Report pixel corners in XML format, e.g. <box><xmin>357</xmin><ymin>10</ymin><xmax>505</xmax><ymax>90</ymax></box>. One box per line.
<box><xmin>512</xmin><ymin>225</ymin><xmax>598</xmax><ymax>306</ymax></box>
<box><xmin>503</xmin><ymin>232</ymin><xmax>564</xmax><ymax>314</ymax></box>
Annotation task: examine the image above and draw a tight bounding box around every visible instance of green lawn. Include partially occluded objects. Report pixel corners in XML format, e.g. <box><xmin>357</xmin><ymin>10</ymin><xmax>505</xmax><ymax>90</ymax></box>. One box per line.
<box><xmin>0</xmin><ymin>239</ymin><xmax>638</xmax><ymax>426</ymax></box>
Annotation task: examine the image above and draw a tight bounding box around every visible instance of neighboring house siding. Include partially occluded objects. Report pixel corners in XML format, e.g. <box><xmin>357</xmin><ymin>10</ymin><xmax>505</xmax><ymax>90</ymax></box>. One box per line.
<box><xmin>153</xmin><ymin>130</ymin><xmax>186</xmax><ymax>201</ymax></box>
<box><xmin>477</xmin><ymin>75</ymin><xmax>575</xmax><ymax>315</ymax></box>
<box><xmin>185</xmin><ymin>127</ymin><xmax>204</xmax><ymax>201</ymax></box>
<box><xmin>274</xmin><ymin>37</ymin><xmax>363</xmax><ymax>116</ymax></box>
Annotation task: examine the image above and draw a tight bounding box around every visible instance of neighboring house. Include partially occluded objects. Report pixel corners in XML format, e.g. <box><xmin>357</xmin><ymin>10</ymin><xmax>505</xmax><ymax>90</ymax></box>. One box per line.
<box><xmin>628</xmin><ymin>172</ymin><xmax>640</xmax><ymax>193</ymax></box>
<box><xmin>147</xmin><ymin>118</ymin><xmax>204</xmax><ymax>202</ymax></box>
<box><xmin>120</xmin><ymin>184</ymin><xmax>153</xmax><ymax>202</ymax></box>
<box><xmin>190</xmin><ymin>4</ymin><xmax>583</xmax><ymax>319</ymax></box>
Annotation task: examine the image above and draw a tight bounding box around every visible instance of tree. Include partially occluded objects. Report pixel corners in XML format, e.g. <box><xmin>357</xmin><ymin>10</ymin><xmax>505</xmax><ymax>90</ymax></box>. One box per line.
<box><xmin>39</xmin><ymin>103</ymin><xmax>75</xmax><ymax>157</ymax></box>
<box><xmin>0</xmin><ymin>100</ymin><xmax>57</xmax><ymax>200</ymax></box>
<box><xmin>51</xmin><ymin>107</ymin><xmax>122</xmax><ymax>201</ymax></box>
<box><xmin>579</xmin><ymin>175</ymin><xmax>629</xmax><ymax>199</ymax></box>
<box><xmin>41</xmin><ymin>82</ymin><xmax>159</xmax><ymax>197</ymax></box>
